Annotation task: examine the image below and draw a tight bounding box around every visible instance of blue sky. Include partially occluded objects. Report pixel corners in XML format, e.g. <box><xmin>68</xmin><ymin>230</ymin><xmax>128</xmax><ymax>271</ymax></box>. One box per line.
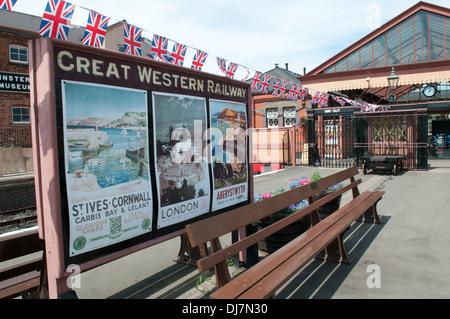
<box><xmin>12</xmin><ymin>0</ymin><xmax>450</xmax><ymax>77</ymax></box>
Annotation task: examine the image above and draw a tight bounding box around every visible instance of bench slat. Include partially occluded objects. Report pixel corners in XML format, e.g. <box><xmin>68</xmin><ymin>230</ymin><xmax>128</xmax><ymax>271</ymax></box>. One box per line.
<box><xmin>187</xmin><ymin>167</ymin><xmax>359</xmax><ymax>247</ymax></box>
<box><xmin>0</xmin><ymin>271</ymin><xmax>40</xmax><ymax>299</ymax></box>
<box><xmin>196</xmin><ymin>179</ymin><xmax>362</xmax><ymax>272</ymax></box>
<box><xmin>237</xmin><ymin>191</ymin><xmax>385</xmax><ymax>299</ymax></box>
<box><xmin>0</xmin><ymin>229</ymin><xmax>42</xmax><ymax>262</ymax></box>
<box><xmin>210</xmin><ymin>191</ymin><xmax>383</xmax><ymax>299</ymax></box>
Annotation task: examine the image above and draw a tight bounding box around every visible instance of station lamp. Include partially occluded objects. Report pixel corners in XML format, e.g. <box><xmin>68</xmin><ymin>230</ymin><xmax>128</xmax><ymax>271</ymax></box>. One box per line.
<box><xmin>387</xmin><ymin>67</ymin><xmax>400</xmax><ymax>91</ymax></box>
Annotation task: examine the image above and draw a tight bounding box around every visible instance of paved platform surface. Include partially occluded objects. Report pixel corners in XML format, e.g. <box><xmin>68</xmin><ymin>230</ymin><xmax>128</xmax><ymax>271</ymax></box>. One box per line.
<box><xmin>72</xmin><ymin>153</ymin><xmax>450</xmax><ymax>299</ymax></box>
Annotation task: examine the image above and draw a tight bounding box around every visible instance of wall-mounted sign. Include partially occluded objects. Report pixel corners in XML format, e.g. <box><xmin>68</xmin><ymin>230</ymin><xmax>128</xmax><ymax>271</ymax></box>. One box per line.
<box><xmin>0</xmin><ymin>71</ymin><xmax>30</xmax><ymax>93</ymax></box>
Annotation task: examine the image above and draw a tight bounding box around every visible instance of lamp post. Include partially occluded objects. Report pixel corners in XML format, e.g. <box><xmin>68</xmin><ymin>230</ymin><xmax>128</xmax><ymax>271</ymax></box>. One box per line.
<box><xmin>387</xmin><ymin>67</ymin><xmax>399</xmax><ymax>103</ymax></box>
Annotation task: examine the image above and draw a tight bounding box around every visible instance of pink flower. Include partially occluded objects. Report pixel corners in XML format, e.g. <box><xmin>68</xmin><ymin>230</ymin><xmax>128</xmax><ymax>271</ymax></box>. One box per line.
<box><xmin>262</xmin><ymin>193</ymin><xmax>272</xmax><ymax>199</ymax></box>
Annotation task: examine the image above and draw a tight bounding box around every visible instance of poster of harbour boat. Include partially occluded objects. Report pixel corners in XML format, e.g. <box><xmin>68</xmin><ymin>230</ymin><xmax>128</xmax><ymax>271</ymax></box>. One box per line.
<box><xmin>62</xmin><ymin>81</ymin><xmax>153</xmax><ymax>256</ymax></box>
<box><xmin>153</xmin><ymin>93</ymin><xmax>210</xmax><ymax>229</ymax></box>
<box><xmin>210</xmin><ymin>100</ymin><xmax>248</xmax><ymax>211</ymax></box>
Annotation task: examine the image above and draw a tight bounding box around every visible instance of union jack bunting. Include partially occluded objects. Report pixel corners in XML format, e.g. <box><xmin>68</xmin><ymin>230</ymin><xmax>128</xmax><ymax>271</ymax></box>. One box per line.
<box><xmin>0</xmin><ymin>0</ymin><xmax>17</xmax><ymax>10</ymax></box>
<box><xmin>241</xmin><ymin>67</ymin><xmax>250</xmax><ymax>81</ymax></box>
<box><xmin>288</xmin><ymin>84</ymin><xmax>298</xmax><ymax>101</ymax></box>
<box><xmin>226</xmin><ymin>62</ymin><xmax>239</xmax><ymax>79</ymax></box>
<box><xmin>272</xmin><ymin>78</ymin><xmax>280</xmax><ymax>96</ymax></box>
<box><xmin>279</xmin><ymin>81</ymin><xmax>288</xmax><ymax>98</ymax></box>
<box><xmin>191</xmin><ymin>50</ymin><xmax>209</xmax><ymax>71</ymax></box>
<box><xmin>81</xmin><ymin>11</ymin><xmax>110</xmax><ymax>48</ymax></box>
<box><xmin>251</xmin><ymin>72</ymin><xmax>262</xmax><ymax>90</ymax></box>
<box><xmin>298</xmin><ymin>87</ymin><xmax>309</xmax><ymax>100</ymax></box>
<box><xmin>151</xmin><ymin>34</ymin><xmax>170</xmax><ymax>62</ymax></box>
<box><xmin>124</xmin><ymin>23</ymin><xmax>142</xmax><ymax>56</ymax></box>
<box><xmin>216</xmin><ymin>57</ymin><xmax>227</xmax><ymax>75</ymax></box>
<box><xmin>311</xmin><ymin>92</ymin><xmax>329</xmax><ymax>107</ymax></box>
<box><xmin>259</xmin><ymin>75</ymin><xmax>272</xmax><ymax>94</ymax></box>
<box><xmin>333</xmin><ymin>96</ymin><xmax>347</xmax><ymax>106</ymax></box>
<box><xmin>216</xmin><ymin>58</ymin><xmax>238</xmax><ymax>78</ymax></box>
<box><xmin>39</xmin><ymin>0</ymin><xmax>76</xmax><ymax>40</ymax></box>
<box><xmin>167</xmin><ymin>42</ymin><xmax>187</xmax><ymax>66</ymax></box>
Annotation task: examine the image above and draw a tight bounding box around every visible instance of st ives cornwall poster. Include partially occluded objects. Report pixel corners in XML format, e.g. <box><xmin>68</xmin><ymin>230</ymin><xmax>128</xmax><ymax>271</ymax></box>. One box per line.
<box><xmin>62</xmin><ymin>81</ymin><xmax>153</xmax><ymax>256</ymax></box>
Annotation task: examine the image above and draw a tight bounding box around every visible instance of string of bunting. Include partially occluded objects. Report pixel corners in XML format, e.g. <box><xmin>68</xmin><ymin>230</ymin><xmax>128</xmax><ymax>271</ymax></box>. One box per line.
<box><xmin>1</xmin><ymin>0</ymin><xmax>387</xmax><ymax>113</ymax></box>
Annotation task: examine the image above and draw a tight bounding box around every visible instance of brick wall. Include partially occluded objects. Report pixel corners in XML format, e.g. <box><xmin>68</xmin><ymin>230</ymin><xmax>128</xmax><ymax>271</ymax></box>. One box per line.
<box><xmin>0</xmin><ymin>29</ymin><xmax>36</xmax><ymax>130</ymax></box>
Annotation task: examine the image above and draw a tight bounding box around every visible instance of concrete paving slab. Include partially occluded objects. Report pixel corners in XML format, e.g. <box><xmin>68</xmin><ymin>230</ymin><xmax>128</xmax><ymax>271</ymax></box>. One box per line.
<box><xmin>72</xmin><ymin>163</ymin><xmax>450</xmax><ymax>299</ymax></box>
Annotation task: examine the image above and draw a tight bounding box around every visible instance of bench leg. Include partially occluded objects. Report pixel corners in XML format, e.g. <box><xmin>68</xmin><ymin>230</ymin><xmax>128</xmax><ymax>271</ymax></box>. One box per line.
<box><xmin>358</xmin><ymin>202</ymin><xmax>383</xmax><ymax>225</ymax></box>
<box><xmin>316</xmin><ymin>230</ymin><xmax>353</xmax><ymax>265</ymax></box>
<box><xmin>211</xmin><ymin>238</ymin><xmax>232</xmax><ymax>289</ymax></box>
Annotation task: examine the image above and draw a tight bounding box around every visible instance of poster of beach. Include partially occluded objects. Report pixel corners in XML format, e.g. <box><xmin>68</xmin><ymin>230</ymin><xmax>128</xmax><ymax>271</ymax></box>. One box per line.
<box><xmin>62</xmin><ymin>81</ymin><xmax>153</xmax><ymax>256</ymax></box>
<box><xmin>210</xmin><ymin>100</ymin><xmax>248</xmax><ymax>211</ymax></box>
<box><xmin>152</xmin><ymin>93</ymin><xmax>211</xmax><ymax>229</ymax></box>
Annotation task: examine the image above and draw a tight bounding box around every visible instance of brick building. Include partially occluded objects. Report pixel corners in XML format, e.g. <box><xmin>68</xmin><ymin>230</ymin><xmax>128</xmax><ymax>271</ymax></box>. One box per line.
<box><xmin>0</xmin><ymin>10</ymin><xmax>85</xmax><ymax>147</ymax></box>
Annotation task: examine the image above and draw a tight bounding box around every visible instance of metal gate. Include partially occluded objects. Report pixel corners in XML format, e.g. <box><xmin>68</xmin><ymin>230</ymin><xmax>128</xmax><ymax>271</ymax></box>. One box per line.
<box><xmin>308</xmin><ymin>110</ymin><xmax>428</xmax><ymax>170</ymax></box>
<box><xmin>308</xmin><ymin>111</ymin><xmax>356</xmax><ymax>168</ymax></box>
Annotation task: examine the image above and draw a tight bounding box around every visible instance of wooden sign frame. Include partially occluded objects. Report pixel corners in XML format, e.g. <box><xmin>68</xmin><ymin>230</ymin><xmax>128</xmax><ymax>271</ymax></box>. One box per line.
<box><xmin>29</xmin><ymin>38</ymin><xmax>252</xmax><ymax>298</ymax></box>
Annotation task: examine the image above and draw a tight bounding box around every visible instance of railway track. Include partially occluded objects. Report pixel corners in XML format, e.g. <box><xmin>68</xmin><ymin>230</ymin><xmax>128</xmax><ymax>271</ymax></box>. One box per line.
<box><xmin>0</xmin><ymin>206</ymin><xmax>37</xmax><ymax>234</ymax></box>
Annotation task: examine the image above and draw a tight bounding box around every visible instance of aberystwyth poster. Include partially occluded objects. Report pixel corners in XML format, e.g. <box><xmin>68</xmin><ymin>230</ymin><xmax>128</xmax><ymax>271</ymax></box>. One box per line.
<box><xmin>153</xmin><ymin>92</ymin><xmax>211</xmax><ymax>229</ymax></box>
<box><xmin>210</xmin><ymin>100</ymin><xmax>248</xmax><ymax>211</ymax></box>
<box><xmin>62</xmin><ymin>81</ymin><xmax>153</xmax><ymax>256</ymax></box>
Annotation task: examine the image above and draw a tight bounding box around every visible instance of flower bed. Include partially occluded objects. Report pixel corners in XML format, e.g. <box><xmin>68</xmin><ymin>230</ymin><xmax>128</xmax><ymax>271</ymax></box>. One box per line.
<box><xmin>254</xmin><ymin>171</ymin><xmax>344</xmax><ymax>253</ymax></box>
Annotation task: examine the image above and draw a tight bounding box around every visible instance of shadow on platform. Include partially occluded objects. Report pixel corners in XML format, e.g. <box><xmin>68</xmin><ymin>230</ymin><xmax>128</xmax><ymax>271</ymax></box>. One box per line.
<box><xmin>276</xmin><ymin>215</ymin><xmax>390</xmax><ymax>299</ymax></box>
<box><xmin>107</xmin><ymin>263</ymin><xmax>207</xmax><ymax>299</ymax></box>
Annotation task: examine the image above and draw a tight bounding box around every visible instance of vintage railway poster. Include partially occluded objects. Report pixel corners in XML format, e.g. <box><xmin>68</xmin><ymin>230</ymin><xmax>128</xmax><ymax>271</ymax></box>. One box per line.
<box><xmin>210</xmin><ymin>100</ymin><xmax>248</xmax><ymax>211</ymax></box>
<box><xmin>62</xmin><ymin>81</ymin><xmax>153</xmax><ymax>256</ymax></box>
<box><xmin>153</xmin><ymin>93</ymin><xmax>211</xmax><ymax>229</ymax></box>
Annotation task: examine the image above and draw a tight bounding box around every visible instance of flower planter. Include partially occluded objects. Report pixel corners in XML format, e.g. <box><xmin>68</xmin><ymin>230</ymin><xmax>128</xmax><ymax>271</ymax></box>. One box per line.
<box><xmin>258</xmin><ymin>214</ymin><xmax>311</xmax><ymax>254</ymax></box>
<box><xmin>313</xmin><ymin>193</ymin><xmax>342</xmax><ymax>219</ymax></box>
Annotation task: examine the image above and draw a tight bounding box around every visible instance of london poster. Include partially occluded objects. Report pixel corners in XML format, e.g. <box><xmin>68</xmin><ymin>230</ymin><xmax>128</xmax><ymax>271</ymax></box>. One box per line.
<box><xmin>152</xmin><ymin>93</ymin><xmax>211</xmax><ymax>229</ymax></box>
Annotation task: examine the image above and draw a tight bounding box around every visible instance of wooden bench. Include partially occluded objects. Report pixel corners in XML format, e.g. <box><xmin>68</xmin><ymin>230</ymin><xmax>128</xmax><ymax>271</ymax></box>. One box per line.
<box><xmin>0</xmin><ymin>229</ymin><xmax>47</xmax><ymax>299</ymax></box>
<box><xmin>185</xmin><ymin>166</ymin><xmax>384</xmax><ymax>299</ymax></box>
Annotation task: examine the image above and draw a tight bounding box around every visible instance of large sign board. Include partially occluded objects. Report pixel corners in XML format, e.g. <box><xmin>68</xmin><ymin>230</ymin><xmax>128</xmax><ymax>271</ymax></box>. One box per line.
<box><xmin>30</xmin><ymin>38</ymin><xmax>251</xmax><ymax>296</ymax></box>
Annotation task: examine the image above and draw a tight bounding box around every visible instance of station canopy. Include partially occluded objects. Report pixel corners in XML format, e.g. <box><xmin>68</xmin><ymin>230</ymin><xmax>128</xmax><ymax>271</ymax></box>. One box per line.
<box><xmin>301</xmin><ymin>2</ymin><xmax>450</xmax><ymax>104</ymax></box>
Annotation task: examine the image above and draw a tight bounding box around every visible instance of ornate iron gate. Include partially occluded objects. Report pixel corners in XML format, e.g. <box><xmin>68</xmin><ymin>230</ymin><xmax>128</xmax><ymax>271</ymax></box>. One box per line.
<box><xmin>308</xmin><ymin>109</ymin><xmax>428</xmax><ymax>170</ymax></box>
<box><xmin>308</xmin><ymin>109</ymin><xmax>356</xmax><ymax>168</ymax></box>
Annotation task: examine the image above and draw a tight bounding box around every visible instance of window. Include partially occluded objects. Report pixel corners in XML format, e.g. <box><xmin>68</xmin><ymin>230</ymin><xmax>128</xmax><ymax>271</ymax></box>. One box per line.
<box><xmin>9</xmin><ymin>45</ymin><xmax>28</xmax><ymax>64</ymax></box>
<box><xmin>283</xmin><ymin>108</ymin><xmax>296</xmax><ymax>127</ymax></box>
<box><xmin>12</xmin><ymin>107</ymin><xmax>30</xmax><ymax>124</ymax></box>
<box><xmin>266</xmin><ymin>109</ymin><xmax>279</xmax><ymax>128</ymax></box>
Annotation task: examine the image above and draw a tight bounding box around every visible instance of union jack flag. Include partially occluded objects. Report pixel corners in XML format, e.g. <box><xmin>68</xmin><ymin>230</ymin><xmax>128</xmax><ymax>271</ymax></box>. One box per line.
<box><xmin>191</xmin><ymin>50</ymin><xmax>209</xmax><ymax>71</ymax></box>
<box><xmin>151</xmin><ymin>34</ymin><xmax>170</xmax><ymax>62</ymax></box>
<box><xmin>226</xmin><ymin>62</ymin><xmax>239</xmax><ymax>79</ymax></box>
<box><xmin>39</xmin><ymin>0</ymin><xmax>76</xmax><ymax>40</ymax></box>
<box><xmin>288</xmin><ymin>84</ymin><xmax>298</xmax><ymax>101</ymax></box>
<box><xmin>0</xmin><ymin>0</ymin><xmax>17</xmax><ymax>10</ymax></box>
<box><xmin>251</xmin><ymin>72</ymin><xmax>262</xmax><ymax>91</ymax></box>
<box><xmin>216</xmin><ymin>58</ymin><xmax>239</xmax><ymax>79</ymax></box>
<box><xmin>167</xmin><ymin>42</ymin><xmax>187</xmax><ymax>66</ymax></box>
<box><xmin>272</xmin><ymin>78</ymin><xmax>280</xmax><ymax>96</ymax></box>
<box><xmin>81</xmin><ymin>11</ymin><xmax>110</xmax><ymax>48</ymax></box>
<box><xmin>298</xmin><ymin>87</ymin><xmax>309</xmax><ymax>100</ymax></box>
<box><xmin>279</xmin><ymin>81</ymin><xmax>288</xmax><ymax>98</ymax></box>
<box><xmin>124</xmin><ymin>23</ymin><xmax>142</xmax><ymax>56</ymax></box>
<box><xmin>259</xmin><ymin>75</ymin><xmax>272</xmax><ymax>94</ymax></box>
<box><xmin>311</xmin><ymin>92</ymin><xmax>329</xmax><ymax>107</ymax></box>
<box><xmin>241</xmin><ymin>67</ymin><xmax>251</xmax><ymax>81</ymax></box>
<box><xmin>333</xmin><ymin>96</ymin><xmax>347</xmax><ymax>106</ymax></box>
